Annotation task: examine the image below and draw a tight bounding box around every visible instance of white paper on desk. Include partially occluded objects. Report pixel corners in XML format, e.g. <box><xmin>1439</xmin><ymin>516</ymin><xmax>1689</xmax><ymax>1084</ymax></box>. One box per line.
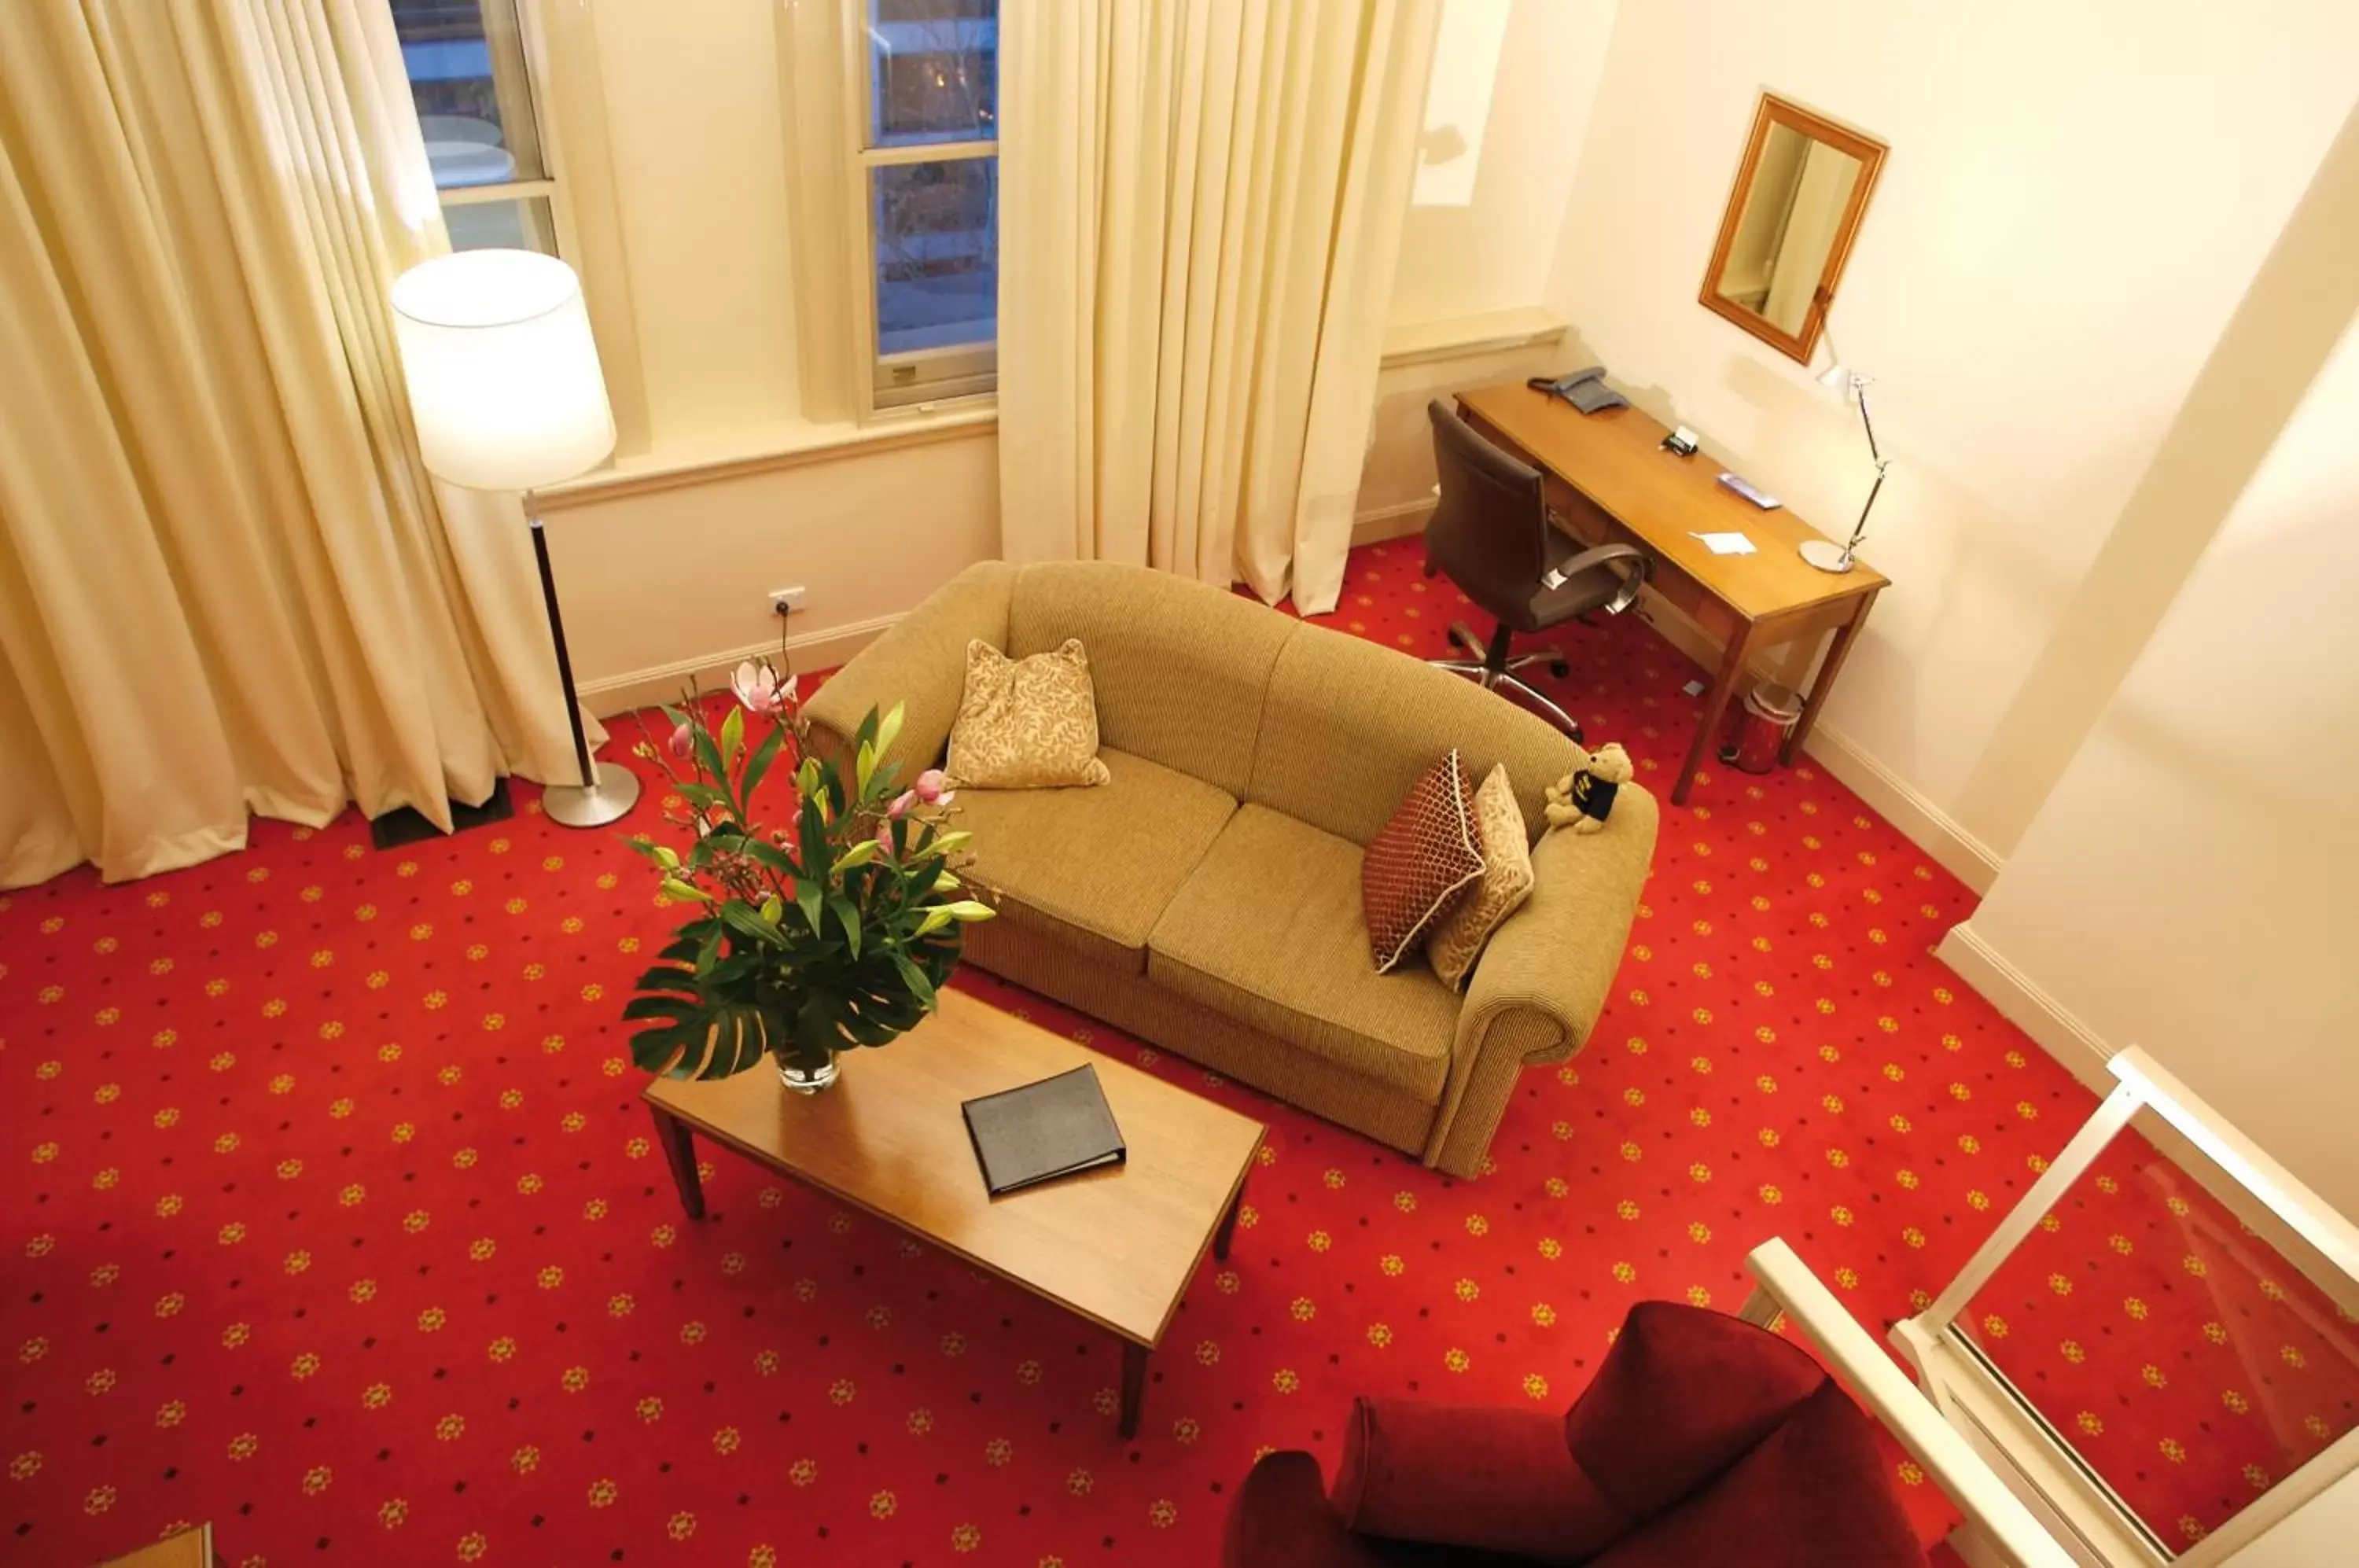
<box><xmin>1691</xmin><ymin>531</ymin><xmax>1757</xmax><ymax>556</ymax></box>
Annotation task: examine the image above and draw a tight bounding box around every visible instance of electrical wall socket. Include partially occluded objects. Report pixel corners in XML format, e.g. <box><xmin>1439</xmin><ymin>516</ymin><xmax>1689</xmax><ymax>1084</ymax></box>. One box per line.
<box><xmin>767</xmin><ymin>586</ymin><xmax>808</xmax><ymax>617</ymax></box>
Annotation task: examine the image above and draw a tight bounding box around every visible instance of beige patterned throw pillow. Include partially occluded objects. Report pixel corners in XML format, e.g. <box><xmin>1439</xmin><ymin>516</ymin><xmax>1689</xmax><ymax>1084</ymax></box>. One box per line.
<box><xmin>944</xmin><ymin>638</ymin><xmax>1112</xmax><ymax>790</ymax></box>
<box><xmin>1426</xmin><ymin>764</ymin><xmax>1535</xmax><ymax>988</ymax></box>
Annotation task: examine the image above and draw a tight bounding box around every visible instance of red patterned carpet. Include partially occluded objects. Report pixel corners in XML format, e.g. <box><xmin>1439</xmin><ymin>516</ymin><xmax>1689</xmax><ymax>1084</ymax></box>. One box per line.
<box><xmin>5</xmin><ymin>536</ymin><xmax>2352</xmax><ymax>1566</ymax></box>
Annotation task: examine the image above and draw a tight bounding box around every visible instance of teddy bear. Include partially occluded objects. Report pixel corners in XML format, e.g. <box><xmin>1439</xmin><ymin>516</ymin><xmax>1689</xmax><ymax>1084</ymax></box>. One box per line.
<box><xmin>1542</xmin><ymin>742</ymin><xmax>1634</xmax><ymax>834</ymax></box>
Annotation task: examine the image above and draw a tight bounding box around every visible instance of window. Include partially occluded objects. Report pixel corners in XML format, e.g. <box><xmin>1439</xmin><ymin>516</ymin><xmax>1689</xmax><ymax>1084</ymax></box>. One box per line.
<box><xmin>394</xmin><ymin>0</ymin><xmax>563</xmax><ymax>255</ymax></box>
<box><xmin>853</xmin><ymin>0</ymin><xmax>998</xmax><ymax>409</ymax></box>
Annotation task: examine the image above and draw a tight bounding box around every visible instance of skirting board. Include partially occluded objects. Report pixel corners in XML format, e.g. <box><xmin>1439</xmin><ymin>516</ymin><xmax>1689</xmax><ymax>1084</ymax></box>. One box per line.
<box><xmin>1934</xmin><ymin>922</ymin><xmax>2113</xmax><ymax>1093</ymax></box>
<box><xmin>1350</xmin><ymin>496</ymin><xmax>1434</xmax><ymax>548</ymax></box>
<box><xmin>1625</xmin><ymin>590</ymin><xmax>2003</xmax><ymax>892</ymax></box>
<box><xmin>576</xmin><ymin>612</ymin><xmax>903</xmax><ymax>720</ymax></box>
<box><xmin>1804</xmin><ymin>722</ymin><xmax>2004</xmax><ymax>896</ymax></box>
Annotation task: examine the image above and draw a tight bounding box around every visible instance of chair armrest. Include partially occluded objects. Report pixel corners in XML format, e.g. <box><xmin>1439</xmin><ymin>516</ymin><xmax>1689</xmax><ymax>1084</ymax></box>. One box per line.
<box><xmin>1224</xmin><ymin>1452</ymin><xmax>1397</xmax><ymax>1568</ymax></box>
<box><xmin>801</xmin><ymin>561</ymin><xmax>1016</xmax><ymax>777</ymax></box>
<box><xmin>1328</xmin><ymin>1397</ymin><xmax>1635</xmax><ymax>1562</ymax></box>
<box><xmin>1425</xmin><ymin>784</ymin><xmax>1658</xmax><ymax>1176</ymax></box>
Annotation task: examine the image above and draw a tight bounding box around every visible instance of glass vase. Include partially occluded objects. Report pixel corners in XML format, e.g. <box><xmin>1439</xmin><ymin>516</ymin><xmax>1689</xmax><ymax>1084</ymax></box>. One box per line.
<box><xmin>773</xmin><ymin>1045</ymin><xmax>839</xmax><ymax>1095</ymax></box>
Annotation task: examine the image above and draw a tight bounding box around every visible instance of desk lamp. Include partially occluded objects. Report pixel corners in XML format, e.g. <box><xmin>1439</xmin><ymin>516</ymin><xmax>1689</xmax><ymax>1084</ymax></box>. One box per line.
<box><xmin>1804</xmin><ymin>362</ymin><xmax>1887</xmax><ymax>574</ymax></box>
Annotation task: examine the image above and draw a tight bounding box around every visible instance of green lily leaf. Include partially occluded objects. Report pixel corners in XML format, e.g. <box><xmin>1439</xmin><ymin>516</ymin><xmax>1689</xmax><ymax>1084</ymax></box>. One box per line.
<box><xmin>719</xmin><ymin>704</ymin><xmax>745</xmax><ymax>772</ymax></box>
<box><xmin>829</xmin><ymin>894</ymin><xmax>863</xmax><ymax>959</ymax></box>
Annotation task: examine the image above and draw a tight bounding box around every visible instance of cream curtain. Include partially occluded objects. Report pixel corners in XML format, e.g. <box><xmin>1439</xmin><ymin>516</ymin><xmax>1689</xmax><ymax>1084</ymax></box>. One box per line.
<box><xmin>997</xmin><ymin>0</ymin><xmax>1441</xmax><ymax>614</ymax></box>
<box><xmin>0</xmin><ymin>0</ymin><xmax>587</xmax><ymax>889</ymax></box>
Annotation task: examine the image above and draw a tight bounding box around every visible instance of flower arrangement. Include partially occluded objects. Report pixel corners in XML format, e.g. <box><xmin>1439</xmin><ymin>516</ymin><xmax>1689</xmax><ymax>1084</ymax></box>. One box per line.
<box><xmin>624</xmin><ymin>659</ymin><xmax>993</xmax><ymax>1091</ymax></box>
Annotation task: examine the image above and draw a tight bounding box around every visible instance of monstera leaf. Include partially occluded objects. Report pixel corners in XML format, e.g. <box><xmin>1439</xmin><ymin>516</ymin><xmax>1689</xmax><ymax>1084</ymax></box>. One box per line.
<box><xmin>624</xmin><ymin>926</ymin><xmax>774</xmax><ymax>1079</ymax></box>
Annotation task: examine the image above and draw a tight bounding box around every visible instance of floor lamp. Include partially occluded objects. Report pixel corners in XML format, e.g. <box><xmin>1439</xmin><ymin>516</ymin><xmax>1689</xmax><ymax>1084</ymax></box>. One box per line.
<box><xmin>390</xmin><ymin>249</ymin><xmax>639</xmax><ymax>829</ymax></box>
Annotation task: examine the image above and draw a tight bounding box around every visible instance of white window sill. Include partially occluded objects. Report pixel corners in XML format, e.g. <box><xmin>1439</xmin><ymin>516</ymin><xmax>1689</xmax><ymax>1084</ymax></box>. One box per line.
<box><xmin>537</xmin><ymin>403</ymin><xmax>997</xmax><ymax>510</ymax></box>
<box><xmin>1379</xmin><ymin>304</ymin><xmax>1567</xmax><ymax>369</ymax></box>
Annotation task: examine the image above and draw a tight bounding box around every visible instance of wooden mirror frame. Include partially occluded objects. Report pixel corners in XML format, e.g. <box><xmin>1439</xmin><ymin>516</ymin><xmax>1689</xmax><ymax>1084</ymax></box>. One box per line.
<box><xmin>1699</xmin><ymin>94</ymin><xmax>1887</xmax><ymax>364</ymax></box>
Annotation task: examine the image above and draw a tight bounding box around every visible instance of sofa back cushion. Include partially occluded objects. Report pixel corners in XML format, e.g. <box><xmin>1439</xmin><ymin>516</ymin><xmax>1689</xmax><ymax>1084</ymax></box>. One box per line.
<box><xmin>1007</xmin><ymin>561</ymin><xmax>1294</xmax><ymax>801</ymax></box>
<box><xmin>1584</xmin><ymin>1380</ymin><xmax>1929</xmax><ymax>1568</ymax></box>
<box><xmin>1565</xmin><ymin>1301</ymin><xmax>1829</xmax><ymax>1522</ymax></box>
<box><xmin>1249</xmin><ymin>618</ymin><xmax>1580</xmax><ymax>846</ymax></box>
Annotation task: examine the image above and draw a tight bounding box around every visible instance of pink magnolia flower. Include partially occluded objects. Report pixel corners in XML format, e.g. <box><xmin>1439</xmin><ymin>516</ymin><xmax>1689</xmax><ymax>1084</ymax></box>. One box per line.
<box><xmin>913</xmin><ymin>769</ymin><xmax>951</xmax><ymax>804</ymax></box>
<box><xmin>874</xmin><ymin>823</ymin><xmax>894</xmax><ymax>853</ymax></box>
<box><xmin>730</xmin><ymin>660</ymin><xmax>795</xmax><ymax>715</ymax></box>
<box><xmin>668</xmin><ymin>721</ymin><xmax>694</xmax><ymax>759</ymax></box>
<box><xmin>887</xmin><ymin>790</ymin><xmax>915</xmax><ymax>820</ymax></box>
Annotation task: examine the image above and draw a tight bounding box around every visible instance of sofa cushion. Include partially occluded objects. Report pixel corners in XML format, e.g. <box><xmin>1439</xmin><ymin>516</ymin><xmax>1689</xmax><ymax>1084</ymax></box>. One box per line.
<box><xmin>954</xmin><ymin>747</ymin><xmax>1236</xmax><ymax>974</ymax></box>
<box><xmin>1249</xmin><ymin>617</ymin><xmax>1580</xmax><ymax>846</ymax></box>
<box><xmin>1426</xmin><ymin>762</ymin><xmax>1535</xmax><ymax>989</ymax></box>
<box><xmin>1361</xmin><ymin>749</ymin><xmax>1485</xmax><ymax>973</ymax></box>
<box><xmin>1008</xmin><ymin>561</ymin><xmax>1297</xmax><ymax>801</ymax></box>
<box><xmin>1150</xmin><ymin>805</ymin><xmax>1458</xmax><ymax>1102</ymax></box>
<box><xmin>1584</xmin><ymin>1380</ymin><xmax>1928</xmax><ymax>1568</ymax></box>
<box><xmin>945</xmin><ymin>637</ymin><xmax>1112</xmax><ymax>790</ymax></box>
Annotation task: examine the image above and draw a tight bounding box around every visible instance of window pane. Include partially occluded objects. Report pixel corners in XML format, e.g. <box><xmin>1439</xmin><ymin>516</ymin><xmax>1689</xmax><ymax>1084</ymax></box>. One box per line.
<box><xmin>443</xmin><ymin>196</ymin><xmax>557</xmax><ymax>256</ymax></box>
<box><xmin>867</xmin><ymin>0</ymin><xmax>997</xmax><ymax>148</ymax></box>
<box><xmin>872</xmin><ymin>157</ymin><xmax>996</xmax><ymax>358</ymax></box>
<box><xmin>394</xmin><ymin>0</ymin><xmax>546</xmax><ymax>187</ymax></box>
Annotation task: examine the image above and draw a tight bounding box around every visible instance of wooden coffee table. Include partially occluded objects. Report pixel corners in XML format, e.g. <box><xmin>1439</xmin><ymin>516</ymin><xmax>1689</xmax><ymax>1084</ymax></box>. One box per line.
<box><xmin>643</xmin><ymin>989</ymin><xmax>1264</xmax><ymax>1437</ymax></box>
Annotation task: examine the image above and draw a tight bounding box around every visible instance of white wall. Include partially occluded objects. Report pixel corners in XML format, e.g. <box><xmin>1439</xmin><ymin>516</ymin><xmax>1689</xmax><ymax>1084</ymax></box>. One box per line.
<box><xmin>1389</xmin><ymin>0</ymin><xmax>1614</xmax><ymax>328</ymax></box>
<box><xmin>1539</xmin><ymin>0</ymin><xmax>2359</xmax><ymax>869</ymax></box>
<box><xmin>1946</xmin><ymin>304</ymin><xmax>2359</xmax><ymax>1219</ymax></box>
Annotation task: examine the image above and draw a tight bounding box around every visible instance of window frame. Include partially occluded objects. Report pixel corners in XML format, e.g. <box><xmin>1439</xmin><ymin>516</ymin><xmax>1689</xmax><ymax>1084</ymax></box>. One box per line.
<box><xmin>407</xmin><ymin>0</ymin><xmax>581</xmax><ymax>263</ymax></box>
<box><xmin>837</xmin><ymin>0</ymin><xmax>999</xmax><ymax>420</ymax></box>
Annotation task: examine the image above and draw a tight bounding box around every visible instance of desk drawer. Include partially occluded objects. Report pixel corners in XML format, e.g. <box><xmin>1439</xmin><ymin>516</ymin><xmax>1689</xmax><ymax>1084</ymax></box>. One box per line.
<box><xmin>1544</xmin><ymin>477</ymin><xmax>1736</xmax><ymax>642</ymax></box>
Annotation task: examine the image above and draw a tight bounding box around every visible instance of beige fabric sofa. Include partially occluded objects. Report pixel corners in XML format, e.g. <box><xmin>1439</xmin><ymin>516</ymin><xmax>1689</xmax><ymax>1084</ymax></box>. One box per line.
<box><xmin>805</xmin><ymin>561</ymin><xmax>1656</xmax><ymax>1178</ymax></box>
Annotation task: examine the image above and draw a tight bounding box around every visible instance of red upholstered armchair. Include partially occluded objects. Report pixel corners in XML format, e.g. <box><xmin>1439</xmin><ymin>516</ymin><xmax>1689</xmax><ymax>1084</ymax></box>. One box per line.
<box><xmin>1224</xmin><ymin>1301</ymin><xmax>1929</xmax><ymax>1567</ymax></box>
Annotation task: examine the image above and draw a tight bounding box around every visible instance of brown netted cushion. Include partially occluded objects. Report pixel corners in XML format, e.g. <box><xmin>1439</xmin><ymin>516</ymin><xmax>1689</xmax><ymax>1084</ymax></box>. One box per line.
<box><xmin>1426</xmin><ymin>763</ymin><xmax>1535</xmax><ymax>988</ymax></box>
<box><xmin>1360</xmin><ymin>749</ymin><xmax>1484</xmax><ymax>974</ymax></box>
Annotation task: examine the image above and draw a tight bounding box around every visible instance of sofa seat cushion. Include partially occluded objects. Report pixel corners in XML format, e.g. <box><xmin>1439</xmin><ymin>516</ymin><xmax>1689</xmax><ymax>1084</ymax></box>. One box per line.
<box><xmin>951</xmin><ymin>746</ymin><xmax>1236</xmax><ymax>974</ymax></box>
<box><xmin>1149</xmin><ymin>805</ymin><xmax>1459</xmax><ymax>1103</ymax></box>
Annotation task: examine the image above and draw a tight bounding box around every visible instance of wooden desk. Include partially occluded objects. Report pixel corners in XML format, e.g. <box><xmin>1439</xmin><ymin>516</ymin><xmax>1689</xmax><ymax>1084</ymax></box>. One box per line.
<box><xmin>1456</xmin><ymin>382</ymin><xmax>1887</xmax><ymax>805</ymax></box>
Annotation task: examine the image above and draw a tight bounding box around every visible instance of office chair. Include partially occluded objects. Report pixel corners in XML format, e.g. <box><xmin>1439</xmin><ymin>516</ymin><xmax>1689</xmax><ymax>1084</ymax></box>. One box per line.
<box><xmin>1422</xmin><ymin>399</ymin><xmax>1649</xmax><ymax>742</ymax></box>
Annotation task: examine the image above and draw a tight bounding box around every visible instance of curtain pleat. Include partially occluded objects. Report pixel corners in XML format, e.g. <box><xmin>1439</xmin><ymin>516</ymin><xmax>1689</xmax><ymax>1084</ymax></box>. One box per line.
<box><xmin>999</xmin><ymin>0</ymin><xmax>1440</xmax><ymax>613</ymax></box>
<box><xmin>0</xmin><ymin>0</ymin><xmax>591</xmax><ymax>889</ymax></box>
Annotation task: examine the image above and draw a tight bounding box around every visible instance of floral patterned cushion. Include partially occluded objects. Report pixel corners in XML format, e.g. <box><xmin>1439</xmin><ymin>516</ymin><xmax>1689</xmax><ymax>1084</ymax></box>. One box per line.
<box><xmin>1360</xmin><ymin>749</ymin><xmax>1484</xmax><ymax>974</ymax></box>
<box><xmin>944</xmin><ymin>639</ymin><xmax>1113</xmax><ymax>790</ymax></box>
<box><xmin>1426</xmin><ymin>763</ymin><xmax>1534</xmax><ymax>988</ymax></box>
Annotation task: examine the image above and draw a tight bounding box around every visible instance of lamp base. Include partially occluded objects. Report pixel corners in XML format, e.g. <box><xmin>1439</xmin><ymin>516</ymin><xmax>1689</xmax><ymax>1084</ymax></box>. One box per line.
<box><xmin>1798</xmin><ymin>538</ymin><xmax>1857</xmax><ymax>574</ymax></box>
<box><xmin>543</xmin><ymin>759</ymin><xmax>642</xmax><ymax>828</ymax></box>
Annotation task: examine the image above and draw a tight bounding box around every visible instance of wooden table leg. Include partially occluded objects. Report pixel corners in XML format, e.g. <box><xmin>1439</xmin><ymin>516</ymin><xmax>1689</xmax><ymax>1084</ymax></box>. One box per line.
<box><xmin>1119</xmin><ymin>1341</ymin><xmax>1148</xmax><ymax>1440</ymax></box>
<box><xmin>1213</xmin><ymin>1179</ymin><xmax>1246</xmax><ymax>1262</ymax></box>
<box><xmin>1675</xmin><ymin>621</ymin><xmax>1758</xmax><ymax>806</ymax></box>
<box><xmin>1783</xmin><ymin>589</ymin><xmax>1876</xmax><ymax>764</ymax></box>
<box><xmin>649</xmin><ymin>1103</ymin><xmax>705</xmax><ymax>1220</ymax></box>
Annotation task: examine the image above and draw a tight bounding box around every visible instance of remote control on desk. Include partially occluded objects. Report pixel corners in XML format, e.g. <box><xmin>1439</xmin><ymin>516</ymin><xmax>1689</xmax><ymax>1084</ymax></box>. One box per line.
<box><xmin>1716</xmin><ymin>472</ymin><xmax>1781</xmax><ymax>510</ymax></box>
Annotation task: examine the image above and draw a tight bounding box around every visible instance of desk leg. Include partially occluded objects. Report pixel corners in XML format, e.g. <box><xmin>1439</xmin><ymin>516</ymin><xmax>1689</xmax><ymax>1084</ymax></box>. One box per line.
<box><xmin>1675</xmin><ymin>622</ymin><xmax>1758</xmax><ymax>806</ymax></box>
<box><xmin>1784</xmin><ymin>590</ymin><xmax>1876</xmax><ymax>765</ymax></box>
<box><xmin>649</xmin><ymin>1104</ymin><xmax>705</xmax><ymax>1220</ymax></box>
<box><xmin>1120</xmin><ymin>1341</ymin><xmax>1148</xmax><ymax>1440</ymax></box>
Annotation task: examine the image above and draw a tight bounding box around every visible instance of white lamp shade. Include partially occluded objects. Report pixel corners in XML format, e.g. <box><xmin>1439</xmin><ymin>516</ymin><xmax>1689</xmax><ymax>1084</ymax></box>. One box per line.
<box><xmin>390</xmin><ymin>249</ymin><xmax>614</xmax><ymax>491</ymax></box>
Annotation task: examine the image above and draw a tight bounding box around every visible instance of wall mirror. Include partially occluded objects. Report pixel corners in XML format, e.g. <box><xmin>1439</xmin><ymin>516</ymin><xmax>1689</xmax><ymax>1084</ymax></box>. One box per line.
<box><xmin>1700</xmin><ymin>94</ymin><xmax>1887</xmax><ymax>363</ymax></box>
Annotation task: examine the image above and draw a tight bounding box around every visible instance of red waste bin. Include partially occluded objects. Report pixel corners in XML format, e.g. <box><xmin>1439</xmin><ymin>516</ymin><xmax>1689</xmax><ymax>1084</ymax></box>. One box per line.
<box><xmin>1720</xmin><ymin>683</ymin><xmax>1802</xmax><ymax>774</ymax></box>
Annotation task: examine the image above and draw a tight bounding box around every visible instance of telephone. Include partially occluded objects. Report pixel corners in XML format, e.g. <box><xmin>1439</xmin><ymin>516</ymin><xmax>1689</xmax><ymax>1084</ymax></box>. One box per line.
<box><xmin>1528</xmin><ymin>366</ymin><xmax>1628</xmax><ymax>416</ymax></box>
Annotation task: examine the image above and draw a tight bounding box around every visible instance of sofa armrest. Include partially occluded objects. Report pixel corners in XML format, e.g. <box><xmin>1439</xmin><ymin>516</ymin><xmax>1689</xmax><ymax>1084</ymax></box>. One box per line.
<box><xmin>1425</xmin><ymin>784</ymin><xmax>1658</xmax><ymax>1176</ymax></box>
<box><xmin>801</xmin><ymin>561</ymin><xmax>1016</xmax><ymax>777</ymax></box>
